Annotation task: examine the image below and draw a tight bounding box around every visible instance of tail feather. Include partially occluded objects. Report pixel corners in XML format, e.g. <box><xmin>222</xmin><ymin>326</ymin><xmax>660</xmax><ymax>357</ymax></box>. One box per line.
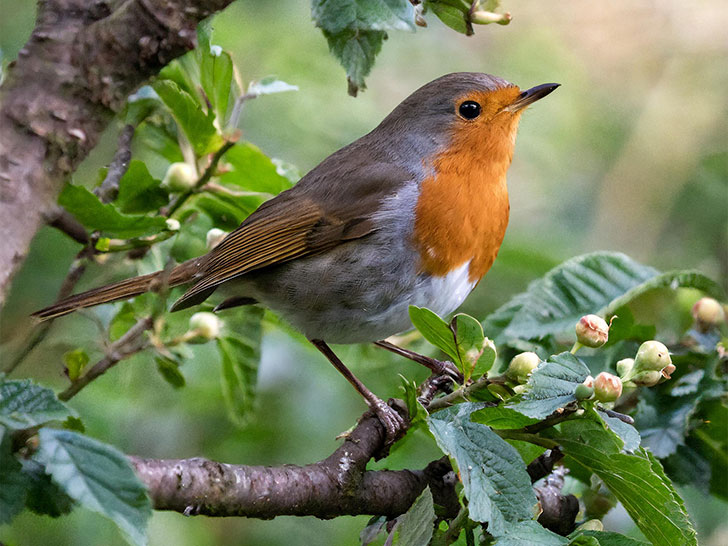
<box><xmin>32</xmin><ymin>261</ymin><xmax>198</xmax><ymax>321</ymax></box>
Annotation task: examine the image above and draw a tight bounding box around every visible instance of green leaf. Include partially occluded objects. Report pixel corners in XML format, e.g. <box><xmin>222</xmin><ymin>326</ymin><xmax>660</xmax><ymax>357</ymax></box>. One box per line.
<box><xmin>428</xmin><ymin>2</ymin><xmax>469</xmax><ymax>35</ymax></box>
<box><xmin>153</xmin><ymin>79</ymin><xmax>224</xmax><ymax>156</ymax></box>
<box><xmin>155</xmin><ymin>357</ymin><xmax>186</xmax><ymax>389</ymax></box>
<box><xmin>399</xmin><ymin>376</ymin><xmax>428</xmax><ymax>427</ymax></box>
<box><xmin>192</xmin><ymin>193</ymin><xmax>264</xmax><ymax>231</ymax></box>
<box><xmin>21</xmin><ymin>459</ymin><xmax>75</xmax><ymax>518</ymax></box>
<box><xmin>492</xmin><ymin>521</ymin><xmax>568</xmax><ymax>545</ymax></box>
<box><xmin>408</xmin><ymin>305</ymin><xmax>459</xmax><ymax>362</ymax></box>
<box><xmin>470</xmin><ymin>406</ymin><xmax>539</xmax><ymax>430</ymax></box>
<box><xmin>312</xmin><ymin>0</ymin><xmax>416</xmax><ymax>34</ymax></box>
<box><xmin>452</xmin><ymin>313</ymin><xmax>495</xmax><ymax>380</ymax></box>
<box><xmin>0</xmin><ymin>431</ymin><xmax>30</xmax><ymax>524</ymax></box>
<box><xmin>124</xmin><ymin>86</ymin><xmax>161</xmax><ymax>126</ymax></box>
<box><xmin>569</xmin><ymin>530</ymin><xmax>649</xmax><ymax>546</ymax></box>
<box><xmin>198</xmin><ymin>35</ymin><xmax>235</xmax><ymax>126</ymax></box>
<box><xmin>508</xmin><ymin>353</ymin><xmax>590</xmax><ymax>419</ymax></box>
<box><xmin>109</xmin><ymin>302</ymin><xmax>138</xmax><ymax>341</ymax></box>
<box><xmin>555</xmin><ymin>420</ymin><xmax>697</xmax><ymax>546</ymax></box>
<box><xmin>0</xmin><ymin>379</ymin><xmax>75</xmax><ymax>429</ymax></box>
<box><xmin>216</xmin><ymin>307</ymin><xmax>264</xmax><ymax>425</ymax></box>
<box><xmin>427</xmin><ymin>403</ymin><xmax>536</xmax><ymax>535</ymax></box>
<box><xmin>596</xmin><ymin>409</ymin><xmax>640</xmax><ymax>453</ymax></box>
<box><xmin>115</xmin><ymin>161</ymin><xmax>168</xmax><ymax>214</ymax></box>
<box><xmin>483</xmin><ymin>252</ymin><xmax>724</xmax><ymax>343</ymax></box>
<box><xmin>219</xmin><ymin>142</ymin><xmax>293</xmax><ymax>194</ymax></box>
<box><xmin>321</xmin><ymin>29</ymin><xmax>385</xmax><ymax>95</ymax></box>
<box><xmin>63</xmin><ymin>348</ymin><xmax>89</xmax><ymax>382</ymax></box>
<box><xmin>396</xmin><ymin>486</ymin><xmax>435</xmax><ymax>546</ymax></box>
<box><xmin>35</xmin><ymin>428</ymin><xmax>151</xmax><ymax>546</ymax></box>
<box><xmin>59</xmin><ymin>184</ymin><xmax>166</xmax><ymax>238</ymax></box>
<box><xmin>135</xmin><ymin>119</ymin><xmax>185</xmax><ymax>163</ymax></box>
<box><xmin>247</xmin><ymin>76</ymin><xmax>299</xmax><ymax>97</ymax></box>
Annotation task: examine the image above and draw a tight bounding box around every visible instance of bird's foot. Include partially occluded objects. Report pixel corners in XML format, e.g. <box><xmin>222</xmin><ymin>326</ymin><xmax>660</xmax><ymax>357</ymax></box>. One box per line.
<box><xmin>370</xmin><ymin>398</ymin><xmax>408</xmax><ymax>447</ymax></box>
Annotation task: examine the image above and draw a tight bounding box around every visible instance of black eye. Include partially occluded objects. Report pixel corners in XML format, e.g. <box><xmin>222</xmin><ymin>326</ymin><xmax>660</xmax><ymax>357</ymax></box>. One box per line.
<box><xmin>458</xmin><ymin>100</ymin><xmax>481</xmax><ymax>120</ymax></box>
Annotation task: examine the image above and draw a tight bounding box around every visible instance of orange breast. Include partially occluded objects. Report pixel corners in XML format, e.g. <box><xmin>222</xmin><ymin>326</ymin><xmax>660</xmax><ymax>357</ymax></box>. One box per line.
<box><xmin>412</xmin><ymin>115</ymin><xmax>518</xmax><ymax>283</ymax></box>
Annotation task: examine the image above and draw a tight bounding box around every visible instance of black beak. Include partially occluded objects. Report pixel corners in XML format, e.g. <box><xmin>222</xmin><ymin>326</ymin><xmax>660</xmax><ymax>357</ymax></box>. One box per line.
<box><xmin>507</xmin><ymin>83</ymin><xmax>560</xmax><ymax>111</ymax></box>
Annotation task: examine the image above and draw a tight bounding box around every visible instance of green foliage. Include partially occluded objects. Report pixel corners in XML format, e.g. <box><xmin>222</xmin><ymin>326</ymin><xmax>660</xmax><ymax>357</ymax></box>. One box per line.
<box><xmin>394</xmin><ymin>487</ymin><xmax>436</xmax><ymax>546</ymax></box>
<box><xmin>115</xmin><ymin>161</ymin><xmax>169</xmax><ymax>214</ymax></box>
<box><xmin>0</xmin><ymin>379</ymin><xmax>75</xmax><ymax>429</ymax></box>
<box><xmin>34</xmin><ymin>429</ymin><xmax>152</xmax><ymax>546</ymax></box>
<box><xmin>508</xmin><ymin>353</ymin><xmax>590</xmax><ymax>419</ymax></box>
<box><xmin>428</xmin><ymin>403</ymin><xmax>536</xmax><ymax>536</ymax></box>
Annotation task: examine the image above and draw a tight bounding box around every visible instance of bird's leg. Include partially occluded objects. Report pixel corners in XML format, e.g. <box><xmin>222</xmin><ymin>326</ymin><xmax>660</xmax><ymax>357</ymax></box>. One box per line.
<box><xmin>310</xmin><ymin>339</ymin><xmax>407</xmax><ymax>445</ymax></box>
<box><xmin>374</xmin><ymin>340</ymin><xmax>463</xmax><ymax>384</ymax></box>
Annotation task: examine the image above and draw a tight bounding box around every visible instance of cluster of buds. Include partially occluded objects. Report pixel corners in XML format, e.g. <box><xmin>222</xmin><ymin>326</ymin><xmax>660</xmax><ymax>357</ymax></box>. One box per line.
<box><xmin>575</xmin><ymin>314</ymin><xmax>610</xmax><ymax>348</ymax></box>
<box><xmin>506</xmin><ymin>351</ymin><xmax>541</xmax><ymax>384</ymax></box>
<box><xmin>620</xmin><ymin>340</ymin><xmax>674</xmax><ymax>387</ymax></box>
<box><xmin>691</xmin><ymin>297</ymin><xmax>726</xmax><ymax>333</ymax></box>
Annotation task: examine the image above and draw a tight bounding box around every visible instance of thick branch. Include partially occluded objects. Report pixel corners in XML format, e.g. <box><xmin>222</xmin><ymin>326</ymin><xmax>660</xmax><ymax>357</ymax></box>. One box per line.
<box><xmin>0</xmin><ymin>0</ymin><xmax>235</xmax><ymax>303</ymax></box>
<box><xmin>130</xmin><ymin>412</ymin><xmax>459</xmax><ymax>519</ymax></box>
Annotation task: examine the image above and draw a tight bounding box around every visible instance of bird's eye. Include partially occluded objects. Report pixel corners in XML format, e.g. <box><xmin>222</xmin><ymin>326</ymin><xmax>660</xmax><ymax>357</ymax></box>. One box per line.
<box><xmin>458</xmin><ymin>100</ymin><xmax>481</xmax><ymax>120</ymax></box>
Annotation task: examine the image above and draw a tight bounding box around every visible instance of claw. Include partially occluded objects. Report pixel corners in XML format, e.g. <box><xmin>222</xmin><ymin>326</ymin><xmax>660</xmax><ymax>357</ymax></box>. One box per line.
<box><xmin>372</xmin><ymin>399</ymin><xmax>407</xmax><ymax>446</ymax></box>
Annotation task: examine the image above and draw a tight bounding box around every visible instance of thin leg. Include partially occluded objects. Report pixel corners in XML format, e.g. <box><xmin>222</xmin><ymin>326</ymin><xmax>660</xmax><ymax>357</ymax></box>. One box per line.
<box><xmin>310</xmin><ymin>339</ymin><xmax>406</xmax><ymax>444</ymax></box>
<box><xmin>374</xmin><ymin>340</ymin><xmax>463</xmax><ymax>383</ymax></box>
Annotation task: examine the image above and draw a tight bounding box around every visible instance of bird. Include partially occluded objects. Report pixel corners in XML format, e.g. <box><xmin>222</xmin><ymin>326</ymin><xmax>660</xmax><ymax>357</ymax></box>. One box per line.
<box><xmin>33</xmin><ymin>72</ymin><xmax>559</xmax><ymax>443</ymax></box>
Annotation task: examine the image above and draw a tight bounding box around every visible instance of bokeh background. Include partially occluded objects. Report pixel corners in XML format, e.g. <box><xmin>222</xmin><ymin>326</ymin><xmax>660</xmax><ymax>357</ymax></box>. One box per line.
<box><xmin>1</xmin><ymin>0</ymin><xmax>726</xmax><ymax>544</ymax></box>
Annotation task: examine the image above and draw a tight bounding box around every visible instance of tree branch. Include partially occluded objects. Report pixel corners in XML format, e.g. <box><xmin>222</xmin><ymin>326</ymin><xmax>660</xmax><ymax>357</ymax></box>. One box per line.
<box><xmin>0</xmin><ymin>0</ymin><xmax>236</xmax><ymax>303</ymax></box>
<box><xmin>130</xmin><ymin>411</ymin><xmax>460</xmax><ymax>519</ymax></box>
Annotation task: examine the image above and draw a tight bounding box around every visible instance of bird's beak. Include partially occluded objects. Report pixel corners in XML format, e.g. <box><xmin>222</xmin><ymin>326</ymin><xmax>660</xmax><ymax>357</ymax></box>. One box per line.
<box><xmin>505</xmin><ymin>83</ymin><xmax>560</xmax><ymax>112</ymax></box>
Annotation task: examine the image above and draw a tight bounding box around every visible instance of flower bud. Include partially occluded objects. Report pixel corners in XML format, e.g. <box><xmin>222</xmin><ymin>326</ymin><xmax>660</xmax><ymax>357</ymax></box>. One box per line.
<box><xmin>506</xmin><ymin>352</ymin><xmax>541</xmax><ymax>383</ymax></box>
<box><xmin>577</xmin><ymin>520</ymin><xmax>604</xmax><ymax>532</ymax></box>
<box><xmin>512</xmin><ymin>384</ymin><xmax>527</xmax><ymax>395</ymax></box>
<box><xmin>582</xmin><ymin>375</ymin><xmax>594</xmax><ymax>388</ymax></box>
<box><xmin>574</xmin><ymin>383</ymin><xmax>594</xmax><ymax>400</ymax></box>
<box><xmin>631</xmin><ymin>370</ymin><xmax>662</xmax><ymax>387</ymax></box>
<box><xmin>471</xmin><ymin>10</ymin><xmax>512</xmax><ymax>25</ymax></box>
<box><xmin>616</xmin><ymin>358</ymin><xmax>634</xmax><ymax>379</ymax></box>
<box><xmin>165</xmin><ymin>218</ymin><xmax>180</xmax><ymax>231</ymax></box>
<box><xmin>189</xmin><ymin>312</ymin><xmax>222</xmax><ymax>340</ymax></box>
<box><xmin>162</xmin><ymin>162</ymin><xmax>197</xmax><ymax>192</ymax></box>
<box><xmin>594</xmin><ymin>372</ymin><xmax>622</xmax><ymax>403</ymax></box>
<box><xmin>575</xmin><ymin>315</ymin><xmax>609</xmax><ymax>348</ymax></box>
<box><xmin>634</xmin><ymin>340</ymin><xmax>671</xmax><ymax>372</ymax></box>
<box><xmin>206</xmin><ymin>228</ymin><xmax>228</xmax><ymax>250</ymax></box>
<box><xmin>692</xmin><ymin>297</ymin><xmax>725</xmax><ymax>332</ymax></box>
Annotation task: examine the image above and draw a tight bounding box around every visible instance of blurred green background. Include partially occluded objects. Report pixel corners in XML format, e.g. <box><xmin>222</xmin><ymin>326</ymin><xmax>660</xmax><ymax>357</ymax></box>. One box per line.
<box><xmin>1</xmin><ymin>0</ymin><xmax>726</xmax><ymax>544</ymax></box>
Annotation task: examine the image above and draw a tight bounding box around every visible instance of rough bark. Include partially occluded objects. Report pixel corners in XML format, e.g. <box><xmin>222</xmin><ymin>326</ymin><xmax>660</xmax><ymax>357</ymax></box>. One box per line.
<box><xmin>0</xmin><ymin>0</ymin><xmax>235</xmax><ymax>304</ymax></box>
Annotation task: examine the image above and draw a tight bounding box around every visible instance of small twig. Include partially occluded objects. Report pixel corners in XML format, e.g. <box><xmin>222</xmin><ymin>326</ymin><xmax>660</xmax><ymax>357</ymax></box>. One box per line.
<box><xmin>426</xmin><ymin>374</ymin><xmax>507</xmax><ymax>412</ymax></box>
<box><xmin>522</xmin><ymin>405</ymin><xmax>580</xmax><ymax>434</ymax></box>
<box><xmin>162</xmin><ymin>139</ymin><xmax>236</xmax><ymax>218</ymax></box>
<box><xmin>95</xmin><ymin>124</ymin><xmax>135</xmax><ymax>203</ymax></box>
<box><xmin>45</xmin><ymin>207</ymin><xmax>89</xmax><ymax>245</ymax></box>
<box><xmin>597</xmin><ymin>406</ymin><xmax>634</xmax><ymax>425</ymax></box>
<box><xmin>201</xmin><ymin>181</ymin><xmax>272</xmax><ymax>199</ymax></box>
<box><xmin>58</xmin><ymin>316</ymin><xmax>153</xmax><ymax>401</ymax></box>
<box><xmin>494</xmin><ymin>430</ymin><xmax>559</xmax><ymax>449</ymax></box>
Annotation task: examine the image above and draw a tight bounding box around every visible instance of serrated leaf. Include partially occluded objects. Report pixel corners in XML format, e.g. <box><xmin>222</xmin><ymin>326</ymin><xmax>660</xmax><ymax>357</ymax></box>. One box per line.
<box><xmin>409</xmin><ymin>305</ymin><xmax>459</xmax><ymax>362</ymax></box>
<box><xmin>0</xmin><ymin>379</ymin><xmax>75</xmax><ymax>429</ymax></box>
<box><xmin>492</xmin><ymin>520</ymin><xmax>568</xmax><ymax>545</ymax></box>
<box><xmin>219</xmin><ymin>142</ymin><xmax>293</xmax><ymax>194</ymax></box>
<box><xmin>0</xmin><ymin>432</ymin><xmax>30</xmax><ymax>524</ymax></box>
<box><xmin>428</xmin><ymin>2</ymin><xmax>469</xmax><ymax>35</ymax></box>
<box><xmin>153</xmin><ymin>79</ymin><xmax>224</xmax><ymax>156</ymax></box>
<box><xmin>569</xmin><ymin>530</ymin><xmax>649</xmax><ymax>546</ymax></box>
<box><xmin>508</xmin><ymin>353</ymin><xmax>590</xmax><ymax>419</ymax></box>
<box><xmin>198</xmin><ymin>36</ymin><xmax>235</xmax><ymax>127</ymax></box>
<box><xmin>59</xmin><ymin>184</ymin><xmax>167</xmax><ymax>238</ymax></box>
<box><xmin>483</xmin><ymin>253</ymin><xmax>724</xmax><ymax>343</ymax></box>
<box><xmin>216</xmin><ymin>307</ymin><xmax>264</xmax><ymax>425</ymax></box>
<box><xmin>555</xmin><ymin>420</ymin><xmax>697</xmax><ymax>546</ymax></box>
<box><xmin>596</xmin><ymin>409</ymin><xmax>640</xmax><ymax>453</ymax></box>
<box><xmin>321</xmin><ymin>29</ymin><xmax>385</xmax><ymax>96</ymax></box>
<box><xmin>35</xmin><ymin>428</ymin><xmax>151</xmax><ymax>546</ymax></box>
<box><xmin>427</xmin><ymin>403</ymin><xmax>536</xmax><ymax>535</ymax></box>
<box><xmin>396</xmin><ymin>486</ymin><xmax>435</xmax><ymax>546</ymax></box>
<box><xmin>21</xmin><ymin>459</ymin><xmax>75</xmax><ymax>518</ymax></box>
<box><xmin>115</xmin><ymin>161</ymin><xmax>168</xmax><ymax>214</ymax></box>
<box><xmin>471</xmin><ymin>406</ymin><xmax>539</xmax><ymax>430</ymax></box>
<box><xmin>312</xmin><ymin>0</ymin><xmax>416</xmax><ymax>33</ymax></box>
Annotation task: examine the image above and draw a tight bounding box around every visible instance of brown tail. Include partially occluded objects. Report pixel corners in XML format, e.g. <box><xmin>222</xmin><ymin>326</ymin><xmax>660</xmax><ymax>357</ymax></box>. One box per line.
<box><xmin>32</xmin><ymin>260</ymin><xmax>199</xmax><ymax>321</ymax></box>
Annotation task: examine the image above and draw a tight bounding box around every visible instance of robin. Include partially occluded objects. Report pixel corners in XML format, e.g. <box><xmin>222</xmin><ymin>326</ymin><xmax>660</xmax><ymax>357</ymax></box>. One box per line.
<box><xmin>34</xmin><ymin>73</ymin><xmax>558</xmax><ymax>443</ymax></box>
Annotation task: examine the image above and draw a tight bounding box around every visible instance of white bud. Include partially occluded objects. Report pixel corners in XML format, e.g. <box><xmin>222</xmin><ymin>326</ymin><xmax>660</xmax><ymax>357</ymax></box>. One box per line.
<box><xmin>189</xmin><ymin>312</ymin><xmax>222</xmax><ymax>340</ymax></box>
<box><xmin>162</xmin><ymin>162</ymin><xmax>197</xmax><ymax>192</ymax></box>
<box><xmin>165</xmin><ymin>218</ymin><xmax>180</xmax><ymax>231</ymax></box>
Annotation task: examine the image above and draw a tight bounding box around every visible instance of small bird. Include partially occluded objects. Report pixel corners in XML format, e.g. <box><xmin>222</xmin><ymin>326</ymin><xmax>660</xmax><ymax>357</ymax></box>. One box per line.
<box><xmin>34</xmin><ymin>73</ymin><xmax>558</xmax><ymax>442</ymax></box>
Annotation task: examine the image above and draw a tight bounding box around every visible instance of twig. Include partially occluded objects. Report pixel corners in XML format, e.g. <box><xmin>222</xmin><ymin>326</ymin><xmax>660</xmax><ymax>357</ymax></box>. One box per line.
<box><xmin>45</xmin><ymin>207</ymin><xmax>90</xmax><ymax>245</ymax></box>
<box><xmin>129</xmin><ymin>412</ymin><xmax>459</xmax><ymax>519</ymax></box>
<box><xmin>95</xmin><ymin>124</ymin><xmax>135</xmax><ymax>203</ymax></box>
<box><xmin>58</xmin><ymin>316</ymin><xmax>153</xmax><ymax>401</ymax></box>
<box><xmin>426</xmin><ymin>374</ymin><xmax>507</xmax><ymax>412</ymax></box>
<box><xmin>526</xmin><ymin>447</ymin><xmax>564</xmax><ymax>483</ymax></box>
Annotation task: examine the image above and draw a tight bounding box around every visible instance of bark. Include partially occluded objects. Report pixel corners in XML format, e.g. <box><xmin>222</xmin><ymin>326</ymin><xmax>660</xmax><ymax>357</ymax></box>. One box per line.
<box><xmin>0</xmin><ymin>0</ymin><xmax>235</xmax><ymax>304</ymax></box>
